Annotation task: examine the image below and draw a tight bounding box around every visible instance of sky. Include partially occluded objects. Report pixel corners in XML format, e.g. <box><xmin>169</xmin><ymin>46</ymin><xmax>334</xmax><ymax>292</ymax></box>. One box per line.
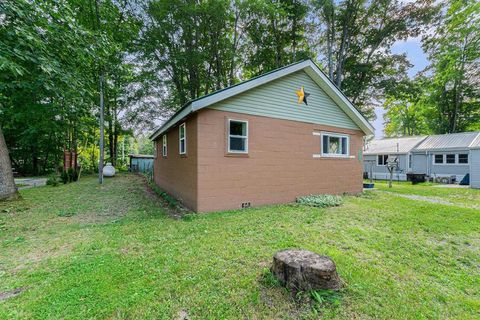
<box><xmin>372</xmin><ymin>37</ymin><xmax>430</xmax><ymax>138</ymax></box>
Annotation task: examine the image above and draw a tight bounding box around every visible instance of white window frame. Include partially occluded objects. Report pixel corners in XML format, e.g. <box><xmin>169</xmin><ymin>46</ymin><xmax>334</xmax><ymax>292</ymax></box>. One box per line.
<box><xmin>445</xmin><ymin>153</ymin><xmax>456</xmax><ymax>164</ymax></box>
<box><xmin>321</xmin><ymin>132</ymin><xmax>349</xmax><ymax>158</ymax></box>
<box><xmin>432</xmin><ymin>153</ymin><xmax>469</xmax><ymax>165</ymax></box>
<box><xmin>458</xmin><ymin>153</ymin><xmax>469</xmax><ymax>165</ymax></box>
<box><xmin>377</xmin><ymin>154</ymin><xmax>389</xmax><ymax>166</ymax></box>
<box><xmin>433</xmin><ymin>154</ymin><xmax>444</xmax><ymax>164</ymax></box>
<box><xmin>179</xmin><ymin>123</ymin><xmax>186</xmax><ymax>155</ymax></box>
<box><xmin>162</xmin><ymin>134</ymin><xmax>167</xmax><ymax>157</ymax></box>
<box><xmin>227</xmin><ymin>119</ymin><xmax>248</xmax><ymax>154</ymax></box>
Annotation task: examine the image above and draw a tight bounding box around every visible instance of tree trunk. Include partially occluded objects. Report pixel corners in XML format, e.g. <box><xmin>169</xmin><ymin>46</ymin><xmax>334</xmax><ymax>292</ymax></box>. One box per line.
<box><xmin>0</xmin><ymin>126</ymin><xmax>19</xmax><ymax>200</ymax></box>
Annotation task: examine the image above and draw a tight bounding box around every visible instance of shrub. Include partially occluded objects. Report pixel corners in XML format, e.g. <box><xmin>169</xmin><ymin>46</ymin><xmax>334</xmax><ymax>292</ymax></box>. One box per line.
<box><xmin>60</xmin><ymin>171</ymin><xmax>69</xmax><ymax>184</ymax></box>
<box><xmin>67</xmin><ymin>168</ymin><xmax>78</xmax><ymax>182</ymax></box>
<box><xmin>46</xmin><ymin>175</ymin><xmax>59</xmax><ymax>187</ymax></box>
<box><xmin>296</xmin><ymin>194</ymin><xmax>343</xmax><ymax>208</ymax></box>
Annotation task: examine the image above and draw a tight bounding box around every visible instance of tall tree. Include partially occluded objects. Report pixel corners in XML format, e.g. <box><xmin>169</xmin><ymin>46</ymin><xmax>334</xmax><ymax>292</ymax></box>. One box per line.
<box><xmin>141</xmin><ymin>0</ymin><xmax>240</xmax><ymax>108</ymax></box>
<box><xmin>383</xmin><ymin>78</ymin><xmax>428</xmax><ymax>136</ymax></box>
<box><xmin>0</xmin><ymin>127</ymin><xmax>18</xmax><ymax>200</ymax></box>
<box><xmin>421</xmin><ymin>0</ymin><xmax>480</xmax><ymax>133</ymax></box>
<box><xmin>243</xmin><ymin>0</ymin><xmax>312</xmax><ymax>77</ymax></box>
<box><xmin>312</xmin><ymin>0</ymin><xmax>438</xmax><ymax>119</ymax></box>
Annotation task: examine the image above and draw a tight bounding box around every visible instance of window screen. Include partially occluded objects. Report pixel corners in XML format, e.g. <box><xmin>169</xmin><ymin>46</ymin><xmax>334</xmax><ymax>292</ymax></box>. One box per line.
<box><xmin>228</xmin><ymin>120</ymin><xmax>248</xmax><ymax>153</ymax></box>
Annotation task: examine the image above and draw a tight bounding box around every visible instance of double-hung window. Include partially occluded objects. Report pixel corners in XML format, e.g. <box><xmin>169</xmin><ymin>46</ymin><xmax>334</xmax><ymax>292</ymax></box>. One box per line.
<box><xmin>179</xmin><ymin>123</ymin><xmax>186</xmax><ymax>155</ymax></box>
<box><xmin>434</xmin><ymin>154</ymin><xmax>443</xmax><ymax>164</ymax></box>
<box><xmin>377</xmin><ymin>154</ymin><xmax>389</xmax><ymax>166</ymax></box>
<box><xmin>458</xmin><ymin>153</ymin><xmax>469</xmax><ymax>164</ymax></box>
<box><xmin>321</xmin><ymin>133</ymin><xmax>349</xmax><ymax>157</ymax></box>
<box><xmin>228</xmin><ymin>119</ymin><xmax>248</xmax><ymax>153</ymax></box>
<box><xmin>446</xmin><ymin>154</ymin><xmax>456</xmax><ymax>164</ymax></box>
<box><xmin>162</xmin><ymin>134</ymin><xmax>167</xmax><ymax>157</ymax></box>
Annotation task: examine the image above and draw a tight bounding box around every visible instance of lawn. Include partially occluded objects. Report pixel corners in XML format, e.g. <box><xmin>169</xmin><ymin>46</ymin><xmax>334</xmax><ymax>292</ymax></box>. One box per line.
<box><xmin>373</xmin><ymin>180</ymin><xmax>480</xmax><ymax>208</ymax></box>
<box><xmin>1</xmin><ymin>175</ymin><xmax>479</xmax><ymax>319</ymax></box>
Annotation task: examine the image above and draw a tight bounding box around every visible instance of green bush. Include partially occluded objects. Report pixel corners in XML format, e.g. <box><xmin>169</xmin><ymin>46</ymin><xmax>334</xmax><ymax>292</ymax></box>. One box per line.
<box><xmin>67</xmin><ymin>168</ymin><xmax>78</xmax><ymax>182</ymax></box>
<box><xmin>60</xmin><ymin>171</ymin><xmax>69</xmax><ymax>184</ymax></box>
<box><xmin>296</xmin><ymin>194</ymin><xmax>343</xmax><ymax>208</ymax></box>
<box><xmin>46</xmin><ymin>175</ymin><xmax>59</xmax><ymax>187</ymax></box>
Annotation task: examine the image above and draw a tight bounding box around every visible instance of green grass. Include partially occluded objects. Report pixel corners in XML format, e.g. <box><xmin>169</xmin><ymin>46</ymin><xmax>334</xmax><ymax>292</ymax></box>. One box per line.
<box><xmin>1</xmin><ymin>174</ymin><xmax>479</xmax><ymax>319</ymax></box>
<box><xmin>373</xmin><ymin>180</ymin><xmax>480</xmax><ymax>207</ymax></box>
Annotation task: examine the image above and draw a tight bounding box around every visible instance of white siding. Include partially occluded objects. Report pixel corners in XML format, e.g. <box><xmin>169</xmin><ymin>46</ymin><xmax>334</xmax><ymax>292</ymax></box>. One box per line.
<box><xmin>471</xmin><ymin>149</ymin><xmax>480</xmax><ymax>188</ymax></box>
<box><xmin>209</xmin><ymin>70</ymin><xmax>360</xmax><ymax>131</ymax></box>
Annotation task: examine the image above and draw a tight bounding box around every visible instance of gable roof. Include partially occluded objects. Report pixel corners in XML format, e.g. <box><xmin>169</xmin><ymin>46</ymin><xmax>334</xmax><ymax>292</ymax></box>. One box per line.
<box><xmin>364</xmin><ymin>136</ymin><xmax>427</xmax><ymax>155</ymax></box>
<box><xmin>150</xmin><ymin>59</ymin><xmax>374</xmax><ymax>140</ymax></box>
<box><xmin>413</xmin><ymin>131</ymin><xmax>480</xmax><ymax>151</ymax></box>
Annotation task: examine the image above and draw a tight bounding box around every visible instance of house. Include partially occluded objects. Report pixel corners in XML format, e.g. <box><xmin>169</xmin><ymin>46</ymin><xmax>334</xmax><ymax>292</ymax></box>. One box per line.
<box><xmin>410</xmin><ymin>132</ymin><xmax>480</xmax><ymax>183</ymax></box>
<box><xmin>363</xmin><ymin>136</ymin><xmax>427</xmax><ymax>181</ymax></box>
<box><xmin>364</xmin><ymin>132</ymin><xmax>480</xmax><ymax>188</ymax></box>
<box><xmin>129</xmin><ymin>154</ymin><xmax>154</xmax><ymax>173</ymax></box>
<box><xmin>149</xmin><ymin>59</ymin><xmax>374</xmax><ymax>212</ymax></box>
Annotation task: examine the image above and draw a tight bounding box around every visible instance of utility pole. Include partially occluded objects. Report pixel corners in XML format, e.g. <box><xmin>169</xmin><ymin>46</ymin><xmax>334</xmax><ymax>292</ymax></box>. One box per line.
<box><xmin>98</xmin><ymin>72</ymin><xmax>105</xmax><ymax>184</ymax></box>
<box><xmin>95</xmin><ymin>0</ymin><xmax>104</xmax><ymax>184</ymax></box>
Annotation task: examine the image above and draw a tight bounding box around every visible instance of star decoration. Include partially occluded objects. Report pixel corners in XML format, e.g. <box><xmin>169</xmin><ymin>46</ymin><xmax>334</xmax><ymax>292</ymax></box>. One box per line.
<box><xmin>295</xmin><ymin>86</ymin><xmax>310</xmax><ymax>105</ymax></box>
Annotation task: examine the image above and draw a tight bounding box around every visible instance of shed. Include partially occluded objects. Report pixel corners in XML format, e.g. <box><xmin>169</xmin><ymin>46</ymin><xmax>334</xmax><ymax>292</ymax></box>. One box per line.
<box><xmin>129</xmin><ymin>154</ymin><xmax>154</xmax><ymax>173</ymax></box>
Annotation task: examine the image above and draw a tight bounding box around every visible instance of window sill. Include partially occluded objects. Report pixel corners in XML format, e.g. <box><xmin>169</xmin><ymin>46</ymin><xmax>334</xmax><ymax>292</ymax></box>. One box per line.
<box><xmin>225</xmin><ymin>152</ymin><xmax>249</xmax><ymax>158</ymax></box>
<box><xmin>313</xmin><ymin>154</ymin><xmax>354</xmax><ymax>159</ymax></box>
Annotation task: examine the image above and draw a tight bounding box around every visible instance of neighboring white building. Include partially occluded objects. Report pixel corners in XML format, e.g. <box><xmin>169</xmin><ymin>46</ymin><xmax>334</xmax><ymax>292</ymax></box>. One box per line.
<box><xmin>364</xmin><ymin>132</ymin><xmax>480</xmax><ymax>188</ymax></box>
<box><xmin>363</xmin><ymin>136</ymin><xmax>426</xmax><ymax>181</ymax></box>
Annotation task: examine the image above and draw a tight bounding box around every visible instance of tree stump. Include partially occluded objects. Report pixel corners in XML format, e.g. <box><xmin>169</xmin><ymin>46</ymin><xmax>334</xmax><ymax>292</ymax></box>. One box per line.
<box><xmin>271</xmin><ymin>249</ymin><xmax>341</xmax><ymax>292</ymax></box>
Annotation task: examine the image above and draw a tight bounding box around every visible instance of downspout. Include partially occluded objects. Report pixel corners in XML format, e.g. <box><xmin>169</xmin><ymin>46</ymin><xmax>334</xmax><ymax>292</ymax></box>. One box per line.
<box><xmin>425</xmin><ymin>151</ymin><xmax>429</xmax><ymax>177</ymax></box>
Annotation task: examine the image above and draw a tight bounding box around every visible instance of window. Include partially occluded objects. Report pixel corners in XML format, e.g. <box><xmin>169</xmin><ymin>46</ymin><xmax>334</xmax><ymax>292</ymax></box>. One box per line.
<box><xmin>446</xmin><ymin>154</ymin><xmax>455</xmax><ymax>164</ymax></box>
<box><xmin>434</xmin><ymin>154</ymin><xmax>444</xmax><ymax>164</ymax></box>
<box><xmin>377</xmin><ymin>155</ymin><xmax>389</xmax><ymax>166</ymax></box>
<box><xmin>458</xmin><ymin>153</ymin><xmax>468</xmax><ymax>164</ymax></box>
<box><xmin>228</xmin><ymin>119</ymin><xmax>248</xmax><ymax>153</ymax></box>
<box><xmin>321</xmin><ymin>133</ymin><xmax>349</xmax><ymax>157</ymax></box>
<box><xmin>408</xmin><ymin>154</ymin><xmax>412</xmax><ymax>169</ymax></box>
<box><xmin>179</xmin><ymin>123</ymin><xmax>186</xmax><ymax>154</ymax></box>
<box><xmin>162</xmin><ymin>134</ymin><xmax>167</xmax><ymax>157</ymax></box>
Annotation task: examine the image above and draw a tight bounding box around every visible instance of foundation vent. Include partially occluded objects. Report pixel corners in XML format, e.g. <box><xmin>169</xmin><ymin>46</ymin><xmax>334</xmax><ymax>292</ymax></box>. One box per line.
<box><xmin>241</xmin><ymin>202</ymin><xmax>251</xmax><ymax>208</ymax></box>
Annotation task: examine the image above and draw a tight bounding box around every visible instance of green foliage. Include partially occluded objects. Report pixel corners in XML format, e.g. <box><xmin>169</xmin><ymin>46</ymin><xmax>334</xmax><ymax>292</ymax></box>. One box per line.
<box><xmin>312</xmin><ymin>0</ymin><xmax>439</xmax><ymax>119</ymax></box>
<box><xmin>67</xmin><ymin>168</ymin><xmax>78</xmax><ymax>182</ymax></box>
<box><xmin>260</xmin><ymin>268</ymin><xmax>282</xmax><ymax>288</ymax></box>
<box><xmin>383</xmin><ymin>0</ymin><xmax>479</xmax><ymax>135</ymax></box>
<box><xmin>0</xmin><ymin>0</ymin><xmax>147</xmax><ymax>176</ymax></box>
<box><xmin>243</xmin><ymin>0</ymin><xmax>313</xmax><ymax>77</ymax></box>
<box><xmin>146</xmin><ymin>177</ymin><xmax>180</xmax><ymax>209</ymax></box>
<box><xmin>60</xmin><ymin>171</ymin><xmax>69</xmax><ymax>184</ymax></box>
<box><xmin>46</xmin><ymin>175</ymin><xmax>59</xmax><ymax>187</ymax></box>
<box><xmin>296</xmin><ymin>194</ymin><xmax>343</xmax><ymax>208</ymax></box>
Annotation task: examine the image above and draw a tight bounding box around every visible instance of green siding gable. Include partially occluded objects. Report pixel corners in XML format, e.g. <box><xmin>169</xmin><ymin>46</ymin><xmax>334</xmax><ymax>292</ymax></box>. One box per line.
<box><xmin>208</xmin><ymin>70</ymin><xmax>360</xmax><ymax>130</ymax></box>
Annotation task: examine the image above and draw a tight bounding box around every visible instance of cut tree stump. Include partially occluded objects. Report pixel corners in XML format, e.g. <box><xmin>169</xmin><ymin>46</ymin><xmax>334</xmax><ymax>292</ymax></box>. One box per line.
<box><xmin>271</xmin><ymin>249</ymin><xmax>341</xmax><ymax>292</ymax></box>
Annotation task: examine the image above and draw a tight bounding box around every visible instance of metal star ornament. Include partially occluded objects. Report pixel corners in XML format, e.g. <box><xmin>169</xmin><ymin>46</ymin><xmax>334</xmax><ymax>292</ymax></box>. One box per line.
<box><xmin>295</xmin><ymin>86</ymin><xmax>310</xmax><ymax>105</ymax></box>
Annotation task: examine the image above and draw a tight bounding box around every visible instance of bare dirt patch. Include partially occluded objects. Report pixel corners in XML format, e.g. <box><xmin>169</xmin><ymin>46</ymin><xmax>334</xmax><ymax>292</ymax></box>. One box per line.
<box><xmin>0</xmin><ymin>287</ymin><xmax>27</xmax><ymax>301</ymax></box>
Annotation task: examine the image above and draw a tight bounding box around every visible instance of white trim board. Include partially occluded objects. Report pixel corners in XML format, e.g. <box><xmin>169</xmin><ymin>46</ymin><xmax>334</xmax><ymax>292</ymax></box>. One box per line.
<box><xmin>150</xmin><ymin>59</ymin><xmax>374</xmax><ymax>140</ymax></box>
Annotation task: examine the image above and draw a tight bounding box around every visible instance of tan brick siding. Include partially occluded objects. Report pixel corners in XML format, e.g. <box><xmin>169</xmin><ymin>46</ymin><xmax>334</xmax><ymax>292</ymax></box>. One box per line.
<box><xmin>153</xmin><ymin>114</ymin><xmax>198</xmax><ymax>211</ymax></box>
<box><xmin>196</xmin><ymin>109</ymin><xmax>364</xmax><ymax>212</ymax></box>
